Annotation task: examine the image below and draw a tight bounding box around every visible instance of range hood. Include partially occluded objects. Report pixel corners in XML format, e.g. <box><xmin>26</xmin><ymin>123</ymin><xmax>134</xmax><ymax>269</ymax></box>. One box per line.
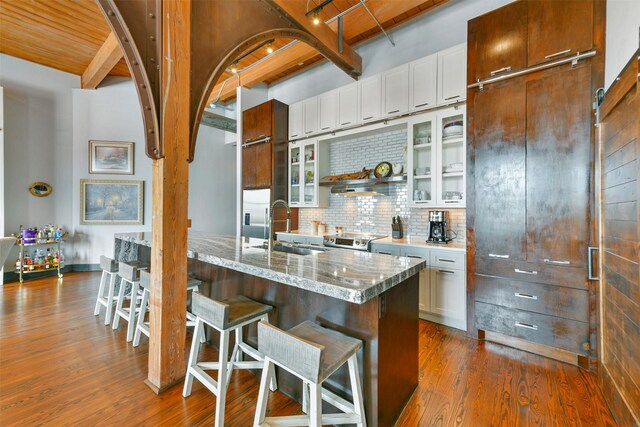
<box><xmin>331</xmin><ymin>184</ymin><xmax>389</xmax><ymax>197</ymax></box>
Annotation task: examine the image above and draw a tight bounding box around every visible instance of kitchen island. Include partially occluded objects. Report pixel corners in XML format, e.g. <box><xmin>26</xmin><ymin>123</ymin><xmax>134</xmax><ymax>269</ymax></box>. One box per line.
<box><xmin>114</xmin><ymin>231</ymin><xmax>426</xmax><ymax>427</ymax></box>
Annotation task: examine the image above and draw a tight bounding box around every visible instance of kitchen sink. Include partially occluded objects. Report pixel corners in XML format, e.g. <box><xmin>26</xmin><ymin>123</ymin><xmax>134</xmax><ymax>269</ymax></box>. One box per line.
<box><xmin>251</xmin><ymin>242</ymin><xmax>327</xmax><ymax>256</ymax></box>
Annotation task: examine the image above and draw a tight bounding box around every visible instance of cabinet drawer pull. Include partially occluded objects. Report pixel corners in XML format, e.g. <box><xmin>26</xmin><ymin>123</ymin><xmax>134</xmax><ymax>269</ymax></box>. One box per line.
<box><xmin>341</xmin><ymin>121</ymin><xmax>351</xmax><ymax>125</ymax></box>
<box><xmin>406</xmin><ymin>255</ymin><xmax>423</xmax><ymax>259</ymax></box>
<box><xmin>543</xmin><ymin>259</ymin><xmax>570</xmax><ymax>265</ymax></box>
<box><xmin>514</xmin><ymin>269</ymin><xmax>537</xmax><ymax>275</ymax></box>
<box><xmin>437</xmin><ymin>269</ymin><xmax>455</xmax><ymax>274</ymax></box>
<box><xmin>438</xmin><ymin>258</ymin><xmax>455</xmax><ymax>263</ymax></box>
<box><xmin>490</xmin><ymin>66</ymin><xmax>512</xmax><ymax>76</ymax></box>
<box><xmin>515</xmin><ymin>322</ymin><xmax>538</xmax><ymax>331</ymax></box>
<box><xmin>321</xmin><ymin>126</ymin><xmax>330</xmax><ymax>130</ymax></box>
<box><xmin>489</xmin><ymin>253</ymin><xmax>509</xmax><ymax>259</ymax></box>
<box><xmin>363</xmin><ymin>116</ymin><xmax>374</xmax><ymax>120</ymax></box>
<box><xmin>290</xmin><ymin>134</ymin><xmax>299</xmax><ymax>138</ymax></box>
<box><xmin>378</xmin><ymin>251</ymin><xmax>393</xmax><ymax>255</ymax></box>
<box><xmin>415</xmin><ymin>102</ymin><xmax>430</xmax><ymax>108</ymax></box>
<box><xmin>544</xmin><ymin>49</ymin><xmax>571</xmax><ymax>59</ymax></box>
<box><xmin>515</xmin><ymin>292</ymin><xmax>538</xmax><ymax>300</ymax></box>
<box><xmin>387</xmin><ymin>109</ymin><xmax>400</xmax><ymax>114</ymax></box>
<box><xmin>444</xmin><ymin>95</ymin><xmax>460</xmax><ymax>101</ymax></box>
<box><xmin>305</xmin><ymin>130</ymin><xmax>313</xmax><ymax>134</ymax></box>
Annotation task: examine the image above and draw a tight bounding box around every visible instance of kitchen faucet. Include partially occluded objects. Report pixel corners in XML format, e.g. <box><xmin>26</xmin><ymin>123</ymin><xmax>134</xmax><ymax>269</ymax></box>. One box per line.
<box><xmin>269</xmin><ymin>199</ymin><xmax>290</xmax><ymax>250</ymax></box>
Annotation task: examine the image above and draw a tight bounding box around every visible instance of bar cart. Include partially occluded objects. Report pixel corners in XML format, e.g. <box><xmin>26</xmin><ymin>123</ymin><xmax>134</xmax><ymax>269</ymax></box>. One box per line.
<box><xmin>16</xmin><ymin>237</ymin><xmax>65</xmax><ymax>283</ymax></box>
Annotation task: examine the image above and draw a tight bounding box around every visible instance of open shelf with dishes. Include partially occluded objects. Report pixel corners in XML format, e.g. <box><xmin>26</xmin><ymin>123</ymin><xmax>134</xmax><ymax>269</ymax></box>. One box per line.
<box><xmin>408</xmin><ymin>105</ymin><xmax>466</xmax><ymax>207</ymax></box>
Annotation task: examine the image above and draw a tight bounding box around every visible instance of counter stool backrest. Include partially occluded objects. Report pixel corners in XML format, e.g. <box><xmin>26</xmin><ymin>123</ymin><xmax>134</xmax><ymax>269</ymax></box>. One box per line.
<box><xmin>119</xmin><ymin>261</ymin><xmax>141</xmax><ymax>282</ymax></box>
<box><xmin>100</xmin><ymin>256</ymin><xmax>118</xmax><ymax>273</ymax></box>
<box><xmin>191</xmin><ymin>292</ymin><xmax>229</xmax><ymax>329</ymax></box>
<box><xmin>140</xmin><ymin>270</ymin><xmax>150</xmax><ymax>290</ymax></box>
<box><xmin>258</xmin><ymin>321</ymin><xmax>324</xmax><ymax>384</ymax></box>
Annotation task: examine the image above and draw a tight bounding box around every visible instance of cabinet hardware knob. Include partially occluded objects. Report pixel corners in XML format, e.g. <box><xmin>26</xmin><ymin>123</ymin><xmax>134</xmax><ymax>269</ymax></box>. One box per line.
<box><xmin>489</xmin><ymin>253</ymin><xmax>509</xmax><ymax>259</ymax></box>
<box><xmin>514</xmin><ymin>269</ymin><xmax>537</xmax><ymax>275</ymax></box>
<box><xmin>490</xmin><ymin>66</ymin><xmax>512</xmax><ymax>76</ymax></box>
<box><xmin>543</xmin><ymin>259</ymin><xmax>570</xmax><ymax>265</ymax></box>
<box><xmin>515</xmin><ymin>322</ymin><xmax>538</xmax><ymax>331</ymax></box>
<box><xmin>514</xmin><ymin>292</ymin><xmax>538</xmax><ymax>300</ymax></box>
<box><xmin>544</xmin><ymin>49</ymin><xmax>571</xmax><ymax>59</ymax></box>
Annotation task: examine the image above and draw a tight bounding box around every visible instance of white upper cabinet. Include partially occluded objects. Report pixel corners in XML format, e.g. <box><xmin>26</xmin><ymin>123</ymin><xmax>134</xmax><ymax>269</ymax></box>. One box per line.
<box><xmin>338</xmin><ymin>82</ymin><xmax>359</xmax><ymax>127</ymax></box>
<box><xmin>289</xmin><ymin>101</ymin><xmax>303</xmax><ymax>140</ymax></box>
<box><xmin>383</xmin><ymin>64</ymin><xmax>409</xmax><ymax>116</ymax></box>
<box><xmin>303</xmin><ymin>96</ymin><xmax>319</xmax><ymax>136</ymax></box>
<box><xmin>318</xmin><ymin>89</ymin><xmax>338</xmax><ymax>132</ymax></box>
<box><xmin>410</xmin><ymin>53</ymin><xmax>437</xmax><ymax>111</ymax></box>
<box><xmin>437</xmin><ymin>43</ymin><xmax>467</xmax><ymax>105</ymax></box>
<box><xmin>358</xmin><ymin>74</ymin><xmax>382</xmax><ymax>123</ymax></box>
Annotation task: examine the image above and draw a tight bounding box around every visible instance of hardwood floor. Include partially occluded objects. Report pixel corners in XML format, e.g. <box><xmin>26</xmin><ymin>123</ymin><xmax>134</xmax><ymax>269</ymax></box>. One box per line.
<box><xmin>0</xmin><ymin>272</ymin><xmax>617</xmax><ymax>426</ymax></box>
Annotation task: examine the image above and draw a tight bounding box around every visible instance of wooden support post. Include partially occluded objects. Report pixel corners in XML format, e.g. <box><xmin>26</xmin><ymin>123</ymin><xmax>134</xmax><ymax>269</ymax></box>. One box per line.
<box><xmin>146</xmin><ymin>0</ymin><xmax>191</xmax><ymax>394</ymax></box>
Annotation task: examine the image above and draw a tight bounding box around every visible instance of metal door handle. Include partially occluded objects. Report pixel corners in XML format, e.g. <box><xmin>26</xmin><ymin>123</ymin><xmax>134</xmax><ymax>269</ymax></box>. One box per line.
<box><xmin>490</xmin><ymin>66</ymin><xmax>512</xmax><ymax>76</ymax></box>
<box><xmin>444</xmin><ymin>95</ymin><xmax>460</xmax><ymax>100</ymax></box>
<box><xmin>415</xmin><ymin>102</ymin><xmax>429</xmax><ymax>108</ymax></box>
<box><xmin>588</xmin><ymin>246</ymin><xmax>599</xmax><ymax>280</ymax></box>
<box><xmin>437</xmin><ymin>269</ymin><xmax>454</xmax><ymax>274</ymax></box>
<box><xmin>363</xmin><ymin>116</ymin><xmax>374</xmax><ymax>120</ymax></box>
<box><xmin>544</xmin><ymin>259</ymin><xmax>570</xmax><ymax>265</ymax></box>
<box><xmin>438</xmin><ymin>258</ymin><xmax>455</xmax><ymax>263</ymax></box>
<box><xmin>378</xmin><ymin>251</ymin><xmax>392</xmax><ymax>255</ymax></box>
<box><xmin>515</xmin><ymin>322</ymin><xmax>538</xmax><ymax>331</ymax></box>
<box><xmin>545</xmin><ymin>49</ymin><xmax>571</xmax><ymax>59</ymax></box>
<box><xmin>341</xmin><ymin>121</ymin><xmax>351</xmax><ymax>125</ymax></box>
<box><xmin>515</xmin><ymin>292</ymin><xmax>538</xmax><ymax>300</ymax></box>
<box><xmin>515</xmin><ymin>269</ymin><xmax>537</xmax><ymax>275</ymax></box>
<box><xmin>406</xmin><ymin>255</ymin><xmax>423</xmax><ymax>259</ymax></box>
<box><xmin>387</xmin><ymin>109</ymin><xmax>400</xmax><ymax>114</ymax></box>
<box><xmin>321</xmin><ymin>126</ymin><xmax>330</xmax><ymax>130</ymax></box>
<box><xmin>305</xmin><ymin>130</ymin><xmax>313</xmax><ymax>134</ymax></box>
<box><xmin>489</xmin><ymin>253</ymin><xmax>509</xmax><ymax>259</ymax></box>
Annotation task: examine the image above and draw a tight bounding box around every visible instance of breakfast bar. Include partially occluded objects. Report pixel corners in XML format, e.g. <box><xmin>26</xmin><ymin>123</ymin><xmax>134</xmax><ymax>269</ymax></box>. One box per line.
<box><xmin>114</xmin><ymin>231</ymin><xmax>425</xmax><ymax>427</ymax></box>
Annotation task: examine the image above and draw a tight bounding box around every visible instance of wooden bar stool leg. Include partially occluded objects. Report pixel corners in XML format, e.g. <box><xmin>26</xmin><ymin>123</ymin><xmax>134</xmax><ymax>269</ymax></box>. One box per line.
<box><xmin>105</xmin><ymin>273</ymin><xmax>117</xmax><ymax>325</ymax></box>
<box><xmin>133</xmin><ymin>287</ymin><xmax>149</xmax><ymax>347</ymax></box>
<box><xmin>183</xmin><ymin>317</ymin><xmax>204</xmax><ymax>397</ymax></box>
<box><xmin>94</xmin><ymin>270</ymin><xmax>107</xmax><ymax>316</ymax></box>
<box><xmin>112</xmin><ymin>278</ymin><xmax>127</xmax><ymax>330</ymax></box>
<box><xmin>126</xmin><ymin>281</ymin><xmax>139</xmax><ymax>342</ymax></box>
<box><xmin>348</xmin><ymin>354</ymin><xmax>366</xmax><ymax>427</ymax></box>
<box><xmin>215</xmin><ymin>329</ymin><xmax>230</xmax><ymax>427</ymax></box>
<box><xmin>254</xmin><ymin>358</ymin><xmax>273</xmax><ymax>427</ymax></box>
<box><xmin>309</xmin><ymin>382</ymin><xmax>322</xmax><ymax>427</ymax></box>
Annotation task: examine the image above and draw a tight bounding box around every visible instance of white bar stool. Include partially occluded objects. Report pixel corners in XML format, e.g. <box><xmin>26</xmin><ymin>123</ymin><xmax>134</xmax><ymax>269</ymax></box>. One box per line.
<box><xmin>93</xmin><ymin>256</ymin><xmax>119</xmax><ymax>325</ymax></box>
<box><xmin>112</xmin><ymin>261</ymin><xmax>148</xmax><ymax>342</ymax></box>
<box><xmin>254</xmin><ymin>320</ymin><xmax>366</xmax><ymax>427</ymax></box>
<box><xmin>133</xmin><ymin>270</ymin><xmax>205</xmax><ymax>347</ymax></box>
<box><xmin>183</xmin><ymin>292</ymin><xmax>277</xmax><ymax>427</ymax></box>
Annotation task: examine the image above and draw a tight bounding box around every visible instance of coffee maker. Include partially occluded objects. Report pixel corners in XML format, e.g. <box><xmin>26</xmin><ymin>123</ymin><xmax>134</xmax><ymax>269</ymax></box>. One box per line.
<box><xmin>427</xmin><ymin>211</ymin><xmax>452</xmax><ymax>243</ymax></box>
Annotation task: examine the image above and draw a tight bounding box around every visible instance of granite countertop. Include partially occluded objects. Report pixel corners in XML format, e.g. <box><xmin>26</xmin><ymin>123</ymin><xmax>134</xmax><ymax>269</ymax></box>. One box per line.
<box><xmin>276</xmin><ymin>230</ymin><xmax>466</xmax><ymax>252</ymax></box>
<box><xmin>115</xmin><ymin>231</ymin><xmax>426</xmax><ymax>304</ymax></box>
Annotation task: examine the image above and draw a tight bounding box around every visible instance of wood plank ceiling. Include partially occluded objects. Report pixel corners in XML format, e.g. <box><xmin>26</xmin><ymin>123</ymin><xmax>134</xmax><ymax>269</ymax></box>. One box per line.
<box><xmin>0</xmin><ymin>0</ymin><xmax>448</xmax><ymax>99</ymax></box>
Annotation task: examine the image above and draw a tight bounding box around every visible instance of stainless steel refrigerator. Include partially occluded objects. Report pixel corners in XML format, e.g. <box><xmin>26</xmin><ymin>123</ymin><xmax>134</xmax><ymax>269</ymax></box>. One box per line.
<box><xmin>242</xmin><ymin>189</ymin><xmax>270</xmax><ymax>239</ymax></box>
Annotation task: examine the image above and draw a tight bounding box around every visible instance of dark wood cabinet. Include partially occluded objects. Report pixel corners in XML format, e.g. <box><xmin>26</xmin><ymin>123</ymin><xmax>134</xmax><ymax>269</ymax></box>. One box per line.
<box><xmin>254</xmin><ymin>140</ymin><xmax>272</xmax><ymax>188</ymax></box>
<box><xmin>472</xmin><ymin>80</ymin><xmax>527</xmax><ymax>261</ymax></box>
<box><xmin>468</xmin><ymin>1</ymin><xmax>528</xmax><ymax>81</ymax></box>
<box><xmin>467</xmin><ymin>0</ymin><xmax>604</xmax><ymax>360</ymax></box>
<box><xmin>525</xmin><ymin>65</ymin><xmax>593</xmax><ymax>268</ymax></box>
<box><xmin>527</xmin><ymin>0</ymin><xmax>594</xmax><ymax>67</ymax></box>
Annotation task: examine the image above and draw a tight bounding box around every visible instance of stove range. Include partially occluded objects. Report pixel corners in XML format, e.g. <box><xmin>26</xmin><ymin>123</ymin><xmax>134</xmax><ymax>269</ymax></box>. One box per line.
<box><xmin>323</xmin><ymin>232</ymin><xmax>387</xmax><ymax>251</ymax></box>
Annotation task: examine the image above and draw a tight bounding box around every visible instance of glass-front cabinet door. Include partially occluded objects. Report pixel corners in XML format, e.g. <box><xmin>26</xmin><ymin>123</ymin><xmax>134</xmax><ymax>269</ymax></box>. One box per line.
<box><xmin>408</xmin><ymin>112</ymin><xmax>437</xmax><ymax>206</ymax></box>
<box><xmin>302</xmin><ymin>140</ymin><xmax>317</xmax><ymax>205</ymax></box>
<box><xmin>437</xmin><ymin>105</ymin><xmax>466</xmax><ymax>207</ymax></box>
<box><xmin>289</xmin><ymin>143</ymin><xmax>301</xmax><ymax>205</ymax></box>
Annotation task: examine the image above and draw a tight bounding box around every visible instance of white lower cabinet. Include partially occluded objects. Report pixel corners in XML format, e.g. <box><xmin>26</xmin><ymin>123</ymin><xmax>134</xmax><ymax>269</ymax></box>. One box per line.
<box><xmin>392</xmin><ymin>245</ymin><xmax>466</xmax><ymax>331</ymax></box>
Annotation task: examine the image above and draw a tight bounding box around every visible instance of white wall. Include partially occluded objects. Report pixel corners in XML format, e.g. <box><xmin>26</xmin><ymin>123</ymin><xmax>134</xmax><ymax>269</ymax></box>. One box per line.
<box><xmin>268</xmin><ymin>0</ymin><xmax>514</xmax><ymax>104</ymax></box>
<box><xmin>0</xmin><ymin>54</ymin><xmax>78</xmax><ymax>272</ymax></box>
<box><xmin>72</xmin><ymin>78</ymin><xmax>152</xmax><ymax>264</ymax></box>
<box><xmin>605</xmin><ymin>0</ymin><xmax>640</xmax><ymax>89</ymax></box>
<box><xmin>189</xmin><ymin>124</ymin><xmax>237</xmax><ymax>234</ymax></box>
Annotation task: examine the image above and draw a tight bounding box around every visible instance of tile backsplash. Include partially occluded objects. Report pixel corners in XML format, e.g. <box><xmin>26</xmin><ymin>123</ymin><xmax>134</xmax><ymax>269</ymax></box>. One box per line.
<box><xmin>299</xmin><ymin>126</ymin><xmax>466</xmax><ymax>241</ymax></box>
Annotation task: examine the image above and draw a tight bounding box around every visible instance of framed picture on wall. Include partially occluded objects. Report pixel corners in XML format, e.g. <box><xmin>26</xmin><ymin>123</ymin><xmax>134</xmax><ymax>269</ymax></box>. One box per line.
<box><xmin>89</xmin><ymin>140</ymin><xmax>134</xmax><ymax>174</ymax></box>
<box><xmin>80</xmin><ymin>179</ymin><xmax>144</xmax><ymax>225</ymax></box>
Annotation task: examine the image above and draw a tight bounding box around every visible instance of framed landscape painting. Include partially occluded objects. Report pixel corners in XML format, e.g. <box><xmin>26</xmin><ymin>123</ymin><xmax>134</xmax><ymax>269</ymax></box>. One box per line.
<box><xmin>89</xmin><ymin>140</ymin><xmax>134</xmax><ymax>174</ymax></box>
<box><xmin>80</xmin><ymin>179</ymin><xmax>144</xmax><ymax>225</ymax></box>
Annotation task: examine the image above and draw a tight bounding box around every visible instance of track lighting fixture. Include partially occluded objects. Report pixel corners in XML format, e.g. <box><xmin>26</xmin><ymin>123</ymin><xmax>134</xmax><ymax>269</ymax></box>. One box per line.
<box><xmin>305</xmin><ymin>0</ymin><xmax>333</xmax><ymax>26</ymax></box>
<box><xmin>230</xmin><ymin>62</ymin><xmax>238</xmax><ymax>74</ymax></box>
<box><xmin>266</xmin><ymin>42</ymin><xmax>273</xmax><ymax>54</ymax></box>
<box><xmin>312</xmin><ymin>11</ymin><xmax>320</xmax><ymax>25</ymax></box>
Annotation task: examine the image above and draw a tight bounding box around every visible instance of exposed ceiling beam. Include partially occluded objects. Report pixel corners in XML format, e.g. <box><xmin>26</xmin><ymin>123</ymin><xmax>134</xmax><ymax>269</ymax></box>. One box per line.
<box><xmin>267</xmin><ymin>0</ymin><xmax>362</xmax><ymax>77</ymax></box>
<box><xmin>81</xmin><ymin>32</ymin><xmax>124</xmax><ymax>89</ymax></box>
<box><xmin>208</xmin><ymin>0</ymin><xmax>446</xmax><ymax>103</ymax></box>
